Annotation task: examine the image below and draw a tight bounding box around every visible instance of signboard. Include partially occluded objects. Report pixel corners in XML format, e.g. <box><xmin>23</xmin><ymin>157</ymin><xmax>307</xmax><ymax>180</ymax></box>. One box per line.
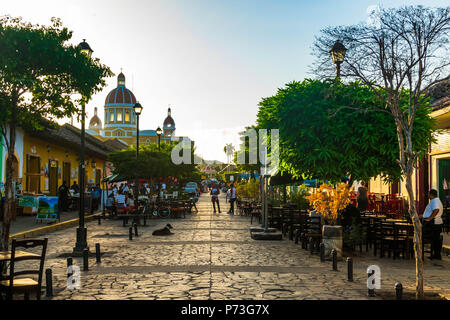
<box><xmin>19</xmin><ymin>195</ymin><xmax>37</xmax><ymax>208</ymax></box>
<box><xmin>230</xmin><ymin>175</ymin><xmax>234</xmax><ymax>182</ymax></box>
<box><xmin>36</xmin><ymin>196</ymin><xmax>59</xmax><ymax>222</ymax></box>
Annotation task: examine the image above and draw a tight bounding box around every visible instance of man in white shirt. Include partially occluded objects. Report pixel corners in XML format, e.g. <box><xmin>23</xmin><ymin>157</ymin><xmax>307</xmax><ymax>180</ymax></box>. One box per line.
<box><xmin>421</xmin><ymin>189</ymin><xmax>443</xmax><ymax>260</ymax></box>
<box><xmin>227</xmin><ymin>184</ymin><xmax>237</xmax><ymax>215</ymax></box>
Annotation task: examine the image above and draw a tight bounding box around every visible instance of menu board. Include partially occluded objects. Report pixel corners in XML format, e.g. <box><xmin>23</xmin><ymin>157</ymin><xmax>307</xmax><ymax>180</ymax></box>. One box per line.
<box><xmin>36</xmin><ymin>196</ymin><xmax>59</xmax><ymax>222</ymax></box>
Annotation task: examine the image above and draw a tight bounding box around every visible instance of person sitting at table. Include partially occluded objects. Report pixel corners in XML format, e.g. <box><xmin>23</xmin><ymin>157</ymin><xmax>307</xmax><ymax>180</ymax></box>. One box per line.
<box><xmin>115</xmin><ymin>191</ymin><xmax>126</xmax><ymax>212</ymax></box>
<box><xmin>125</xmin><ymin>195</ymin><xmax>135</xmax><ymax>213</ymax></box>
<box><xmin>71</xmin><ymin>181</ymin><xmax>80</xmax><ymax>194</ymax></box>
<box><xmin>420</xmin><ymin>189</ymin><xmax>443</xmax><ymax>260</ymax></box>
<box><xmin>357</xmin><ymin>182</ymin><xmax>368</xmax><ymax>212</ymax></box>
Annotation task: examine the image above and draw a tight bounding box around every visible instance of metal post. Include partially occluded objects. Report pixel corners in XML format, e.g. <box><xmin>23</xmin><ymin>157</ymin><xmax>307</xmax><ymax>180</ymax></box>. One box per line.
<box><xmin>74</xmin><ymin>101</ymin><xmax>88</xmax><ymax>255</ymax></box>
<box><xmin>135</xmin><ymin>113</ymin><xmax>140</xmax><ymax>209</ymax></box>
<box><xmin>67</xmin><ymin>258</ymin><xmax>73</xmax><ymax>279</ymax></box>
<box><xmin>347</xmin><ymin>257</ymin><xmax>353</xmax><ymax>281</ymax></box>
<box><xmin>309</xmin><ymin>238</ymin><xmax>314</xmax><ymax>254</ymax></box>
<box><xmin>95</xmin><ymin>243</ymin><xmax>101</xmax><ymax>263</ymax></box>
<box><xmin>336</xmin><ymin>61</ymin><xmax>341</xmax><ymax>79</ymax></box>
<box><xmin>45</xmin><ymin>268</ymin><xmax>53</xmax><ymax>297</ymax></box>
<box><xmin>83</xmin><ymin>248</ymin><xmax>89</xmax><ymax>271</ymax></box>
<box><xmin>264</xmin><ymin>176</ymin><xmax>269</xmax><ymax>232</ymax></box>
<box><xmin>332</xmin><ymin>249</ymin><xmax>337</xmax><ymax>271</ymax></box>
<box><xmin>129</xmin><ymin>227</ymin><xmax>133</xmax><ymax>240</ymax></box>
<box><xmin>368</xmin><ymin>269</ymin><xmax>375</xmax><ymax>297</ymax></box>
<box><xmin>320</xmin><ymin>243</ymin><xmax>325</xmax><ymax>262</ymax></box>
<box><xmin>158</xmin><ymin>135</ymin><xmax>161</xmax><ymax>151</ymax></box>
<box><xmin>134</xmin><ymin>223</ymin><xmax>138</xmax><ymax>237</ymax></box>
<box><xmin>395</xmin><ymin>282</ymin><xmax>403</xmax><ymax>300</ymax></box>
<box><xmin>98</xmin><ymin>215</ymin><xmax>101</xmax><ymax>225</ymax></box>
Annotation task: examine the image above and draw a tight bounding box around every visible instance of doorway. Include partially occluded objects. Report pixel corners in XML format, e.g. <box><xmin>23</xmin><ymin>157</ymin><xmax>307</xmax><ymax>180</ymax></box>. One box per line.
<box><xmin>26</xmin><ymin>155</ymin><xmax>41</xmax><ymax>194</ymax></box>
<box><xmin>49</xmin><ymin>160</ymin><xmax>59</xmax><ymax>196</ymax></box>
<box><xmin>438</xmin><ymin>159</ymin><xmax>450</xmax><ymax>205</ymax></box>
<box><xmin>63</xmin><ymin>162</ymin><xmax>71</xmax><ymax>187</ymax></box>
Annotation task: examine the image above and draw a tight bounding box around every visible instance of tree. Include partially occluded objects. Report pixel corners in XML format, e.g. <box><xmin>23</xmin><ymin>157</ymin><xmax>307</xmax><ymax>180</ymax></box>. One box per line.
<box><xmin>0</xmin><ymin>16</ymin><xmax>112</xmax><ymax>250</ymax></box>
<box><xmin>108</xmin><ymin>142</ymin><xmax>200</xmax><ymax>183</ymax></box>
<box><xmin>256</xmin><ymin>79</ymin><xmax>435</xmax><ymax>183</ymax></box>
<box><xmin>312</xmin><ymin>5</ymin><xmax>450</xmax><ymax>298</ymax></box>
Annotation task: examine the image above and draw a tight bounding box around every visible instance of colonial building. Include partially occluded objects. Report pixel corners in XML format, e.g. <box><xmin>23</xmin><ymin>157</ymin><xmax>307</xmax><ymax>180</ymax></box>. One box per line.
<box><xmin>86</xmin><ymin>72</ymin><xmax>192</xmax><ymax>148</ymax></box>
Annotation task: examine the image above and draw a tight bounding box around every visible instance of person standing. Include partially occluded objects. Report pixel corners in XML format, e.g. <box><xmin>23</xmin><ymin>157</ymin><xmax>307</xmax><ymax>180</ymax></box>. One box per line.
<box><xmin>421</xmin><ymin>189</ymin><xmax>443</xmax><ymax>260</ymax></box>
<box><xmin>210</xmin><ymin>184</ymin><xmax>221</xmax><ymax>213</ymax></box>
<box><xmin>58</xmin><ymin>180</ymin><xmax>69</xmax><ymax>213</ymax></box>
<box><xmin>227</xmin><ymin>184</ymin><xmax>237</xmax><ymax>215</ymax></box>
<box><xmin>357</xmin><ymin>182</ymin><xmax>368</xmax><ymax>212</ymax></box>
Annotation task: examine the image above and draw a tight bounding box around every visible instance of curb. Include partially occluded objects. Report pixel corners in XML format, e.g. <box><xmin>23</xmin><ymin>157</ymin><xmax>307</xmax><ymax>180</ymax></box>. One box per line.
<box><xmin>9</xmin><ymin>212</ymin><xmax>103</xmax><ymax>241</ymax></box>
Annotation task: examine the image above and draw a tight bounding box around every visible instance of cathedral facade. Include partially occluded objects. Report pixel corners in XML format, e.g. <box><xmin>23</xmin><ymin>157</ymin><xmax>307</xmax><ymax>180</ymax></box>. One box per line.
<box><xmin>87</xmin><ymin>72</ymin><xmax>191</xmax><ymax>148</ymax></box>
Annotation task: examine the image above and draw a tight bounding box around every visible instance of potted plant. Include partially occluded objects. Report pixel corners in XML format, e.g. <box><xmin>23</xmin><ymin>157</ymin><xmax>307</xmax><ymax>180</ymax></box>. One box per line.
<box><xmin>306</xmin><ymin>183</ymin><xmax>350</xmax><ymax>259</ymax></box>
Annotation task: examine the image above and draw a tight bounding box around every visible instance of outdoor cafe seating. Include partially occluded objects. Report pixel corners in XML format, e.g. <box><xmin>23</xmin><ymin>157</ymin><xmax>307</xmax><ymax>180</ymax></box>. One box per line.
<box><xmin>0</xmin><ymin>238</ymin><xmax>48</xmax><ymax>300</ymax></box>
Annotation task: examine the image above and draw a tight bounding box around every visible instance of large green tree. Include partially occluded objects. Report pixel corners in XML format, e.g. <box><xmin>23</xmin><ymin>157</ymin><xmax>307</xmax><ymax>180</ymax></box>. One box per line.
<box><xmin>107</xmin><ymin>142</ymin><xmax>201</xmax><ymax>183</ymax></box>
<box><xmin>0</xmin><ymin>16</ymin><xmax>112</xmax><ymax>250</ymax></box>
<box><xmin>256</xmin><ymin>79</ymin><xmax>436</xmax><ymax>183</ymax></box>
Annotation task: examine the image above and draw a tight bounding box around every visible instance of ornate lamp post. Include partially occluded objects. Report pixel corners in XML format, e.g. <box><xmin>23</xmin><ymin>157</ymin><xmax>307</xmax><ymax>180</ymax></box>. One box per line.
<box><xmin>330</xmin><ymin>40</ymin><xmax>346</xmax><ymax>79</ymax></box>
<box><xmin>156</xmin><ymin>126</ymin><xmax>162</xmax><ymax>151</ymax></box>
<box><xmin>73</xmin><ymin>39</ymin><xmax>93</xmax><ymax>256</ymax></box>
<box><xmin>134</xmin><ymin>102</ymin><xmax>143</xmax><ymax>205</ymax></box>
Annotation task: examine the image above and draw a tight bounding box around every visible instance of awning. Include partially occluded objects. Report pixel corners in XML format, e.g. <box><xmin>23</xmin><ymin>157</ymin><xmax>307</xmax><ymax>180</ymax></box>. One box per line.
<box><xmin>103</xmin><ymin>174</ymin><xmax>128</xmax><ymax>183</ymax></box>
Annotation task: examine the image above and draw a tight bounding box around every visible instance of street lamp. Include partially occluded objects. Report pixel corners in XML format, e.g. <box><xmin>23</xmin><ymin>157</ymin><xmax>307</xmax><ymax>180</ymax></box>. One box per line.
<box><xmin>330</xmin><ymin>40</ymin><xmax>346</xmax><ymax>79</ymax></box>
<box><xmin>134</xmin><ymin>102</ymin><xmax>143</xmax><ymax>205</ymax></box>
<box><xmin>156</xmin><ymin>126</ymin><xmax>162</xmax><ymax>151</ymax></box>
<box><xmin>73</xmin><ymin>39</ymin><xmax>93</xmax><ymax>256</ymax></box>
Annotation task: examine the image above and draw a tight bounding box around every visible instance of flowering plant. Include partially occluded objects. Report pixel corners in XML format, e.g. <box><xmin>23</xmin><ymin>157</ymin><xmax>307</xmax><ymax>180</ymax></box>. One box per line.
<box><xmin>306</xmin><ymin>183</ymin><xmax>350</xmax><ymax>225</ymax></box>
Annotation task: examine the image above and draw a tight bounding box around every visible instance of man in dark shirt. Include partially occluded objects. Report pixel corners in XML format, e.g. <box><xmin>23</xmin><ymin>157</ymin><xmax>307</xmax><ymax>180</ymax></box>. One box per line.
<box><xmin>71</xmin><ymin>181</ymin><xmax>80</xmax><ymax>194</ymax></box>
<box><xmin>58</xmin><ymin>181</ymin><xmax>69</xmax><ymax>213</ymax></box>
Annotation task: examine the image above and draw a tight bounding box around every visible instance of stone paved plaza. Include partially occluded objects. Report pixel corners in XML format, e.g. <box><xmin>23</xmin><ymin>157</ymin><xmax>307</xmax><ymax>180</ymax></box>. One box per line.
<box><xmin>17</xmin><ymin>194</ymin><xmax>449</xmax><ymax>300</ymax></box>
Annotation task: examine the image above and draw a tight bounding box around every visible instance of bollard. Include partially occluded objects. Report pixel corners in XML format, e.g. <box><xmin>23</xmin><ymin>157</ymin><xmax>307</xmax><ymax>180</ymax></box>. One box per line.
<box><xmin>45</xmin><ymin>268</ymin><xmax>53</xmax><ymax>297</ymax></box>
<box><xmin>347</xmin><ymin>257</ymin><xmax>353</xmax><ymax>281</ymax></box>
<box><xmin>123</xmin><ymin>218</ymin><xmax>126</xmax><ymax>227</ymax></box>
<box><xmin>368</xmin><ymin>269</ymin><xmax>375</xmax><ymax>297</ymax></box>
<box><xmin>301</xmin><ymin>234</ymin><xmax>306</xmax><ymax>249</ymax></box>
<box><xmin>320</xmin><ymin>243</ymin><xmax>325</xmax><ymax>262</ymax></box>
<box><xmin>294</xmin><ymin>230</ymin><xmax>299</xmax><ymax>244</ymax></box>
<box><xmin>98</xmin><ymin>215</ymin><xmax>101</xmax><ymax>225</ymax></box>
<box><xmin>332</xmin><ymin>249</ymin><xmax>337</xmax><ymax>271</ymax></box>
<box><xmin>134</xmin><ymin>223</ymin><xmax>138</xmax><ymax>237</ymax></box>
<box><xmin>83</xmin><ymin>248</ymin><xmax>89</xmax><ymax>271</ymax></box>
<box><xmin>309</xmin><ymin>238</ymin><xmax>314</xmax><ymax>254</ymax></box>
<box><xmin>67</xmin><ymin>257</ymin><xmax>73</xmax><ymax>278</ymax></box>
<box><xmin>95</xmin><ymin>243</ymin><xmax>101</xmax><ymax>264</ymax></box>
<box><xmin>395</xmin><ymin>282</ymin><xmax>403</xmax><ymax>300</ymax></box>
<box><xmin>143</xmin><ymin>215</ymin><xmax>147</xmax><ymax>226</ymax></box>
<box><xmin>129</xmin><ymin>227</ymin><xmax>133</xmax><ymax>240</ymax></box>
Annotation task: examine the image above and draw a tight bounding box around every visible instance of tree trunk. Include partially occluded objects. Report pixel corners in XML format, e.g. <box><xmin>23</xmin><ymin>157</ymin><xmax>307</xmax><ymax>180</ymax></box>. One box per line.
<box><xmin>1</xmin><ymin>116</ymin><xmax>16</xmax><ymax>251</ymax></box>
<box><xmin>405</xmin><ymin>162</ymin><xmax>424</xmax><ymax>299</ymax></box>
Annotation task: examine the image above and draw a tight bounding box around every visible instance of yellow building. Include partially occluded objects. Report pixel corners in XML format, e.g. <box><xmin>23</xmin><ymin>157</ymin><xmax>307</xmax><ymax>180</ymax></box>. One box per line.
<box><xmin>21</xmin><ymin>122</ymin><xmax>121</xmax><ymax>197</ymax></box>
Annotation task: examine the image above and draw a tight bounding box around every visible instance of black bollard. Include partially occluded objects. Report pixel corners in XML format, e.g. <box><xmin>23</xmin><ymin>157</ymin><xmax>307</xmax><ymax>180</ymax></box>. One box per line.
<box><xmin>368</xmin><ymin>270</ymin><xmax>375</xmax><ymax>297</ymax></box>
<box><xmin>95</xmin><ymin>243</ymin><xmax>101</xmax><ymax>264</ymax></box>
<box><xmin>301</xmin><ymin>234</ymin><xmax>306</xmax><ymax>249</ymax></box>
<box><xmin>309</xmin><ymin>238</ymin><xmax>314</xmax><ymax>254</ymax></box>
<box><xmin>98</xmin><ymin>215</ymin><xmax>101</xmax><ymax>225</ymax></box>
<box><xmin>320</xmin><ymin>243</ymin><xmax>325</xmax><ymax>262</ymax></box>
<box><xmin>45</xmin><ymin>268</ymin><xmax>53</xmax><ymax>297</ymax></box>
<box><xmin>83</xmin><ymin>248</ymin><xmax>89</xmax><ymax>271</ymax></box>
<box><xmin>129</xmin><ymin>227</ymin><xmax>133</xmax><ymax>240</ymax></box>
<box><xmin>123</xmin><ymin>218</ymin><xmax>126</xmax><ymax>227</ymax></box>
<box><xmin>347</xmin><ymin>257</ymin><xmax>353</xmax><ymax>281</ymax></box>
<box><xmin>332</xmin><ymin>249</ymin><xmax>338</xmax><ymax>271</ymax></box>
<box><xmin>294</xmin><ymin>230</ymin><xmax>299</xmax><ymax>244</ymax></box>
<box><xmin>134</xmin><ymin>223</ymin><xmax>138</xmax><ymax>237</ymax></box>
<box><xmin>143</xmin><ymin>215</ymin><xmax>147</xmax><ymax>226</ymax></box>
<box><xmin>395</xmin><ymin>282</ymin><xmax>403</xmax><ymax>300</ymax></box>
<box><xmin>67</xmin><ymin>257</ymin><xmax>73</xmax><ymax>278</ymax></box>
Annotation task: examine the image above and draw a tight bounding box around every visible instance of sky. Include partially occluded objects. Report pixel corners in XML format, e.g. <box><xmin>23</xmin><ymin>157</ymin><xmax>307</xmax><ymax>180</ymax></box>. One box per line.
<box><xmin>1</xmin><ymin>0</ymin><xmax>448</xmax><ymax>162</ymax></box>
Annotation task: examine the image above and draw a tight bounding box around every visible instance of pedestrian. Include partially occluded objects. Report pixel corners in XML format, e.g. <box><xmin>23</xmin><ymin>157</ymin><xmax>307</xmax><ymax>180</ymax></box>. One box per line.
<box><xmin>210</xmin><ymin>184</ymin><xmax>221</xmax><ymax>213</ymax></box>
<box><xmin>227</xmin><ymin>183</ymin><xmax>237</xmax><ymax>215</ymax></box>
<box><xmin>58</xmin><ymin>180</ymin><xmax>69</xmax><ymax>213</ymax></box>
<box><xmin>112</xmin><ymin>183</ymin><xmax>118</xmax><ymax>196</ymax></box>
<box><xmin>357</xmin><ymin>181</ymin><xmax>368</xmax><ymax>212</ymax></box>
<box><xmin>71</xmin><ymin>181</ymin><xmax>80</xmax><ymax>194</ymax></box>
<box><xmin>105</xmin><ymin>192</ymin><xmax>116</xmax><ymax>215</ymax></box>
<box><xmin>123</xmin><ymin>183</ymin><xmax>129</xmax><ymax>196</ymax></box>
<box><xmin>420</xmin><ymin>189</ymin><xmax>443</xmax><ymax>260</ymax></box>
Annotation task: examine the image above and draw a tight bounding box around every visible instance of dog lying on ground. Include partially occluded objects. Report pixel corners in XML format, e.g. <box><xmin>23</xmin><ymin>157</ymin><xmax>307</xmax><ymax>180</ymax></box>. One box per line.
<box><xmin>152</xmin><ymin>223</ymin><xmax>174</xmax><ymax>236</ymax></box>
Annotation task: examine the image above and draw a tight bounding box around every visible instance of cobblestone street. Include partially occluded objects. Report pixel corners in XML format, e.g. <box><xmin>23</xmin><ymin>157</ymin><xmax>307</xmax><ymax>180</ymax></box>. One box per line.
<box><xmin>24</xmin><ymin>194</ymin><xmax>449</xmax><ymax>300</ymax></box>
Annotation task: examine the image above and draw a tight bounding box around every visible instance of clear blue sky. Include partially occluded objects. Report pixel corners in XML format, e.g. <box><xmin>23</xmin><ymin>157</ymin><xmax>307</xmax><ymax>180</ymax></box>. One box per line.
<box><xmin>2</xmin><ymin>0</ymin><xmax>448</xmax><ymax>161</ymax></box>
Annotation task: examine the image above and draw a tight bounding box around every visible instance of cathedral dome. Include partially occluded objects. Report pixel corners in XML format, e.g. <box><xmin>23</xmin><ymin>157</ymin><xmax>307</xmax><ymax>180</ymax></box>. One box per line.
<box><xmin>104</xmin><ymin>72</ymin><xmax>136</xmax><ymax>105</ymax></box>
<box><xmin>89</xmin><ymin>107</ymin><xmax>102</xmax><ymax>129</ymax></box>
<box><xmin>163</xmin><ymin>107</ymin><xmax>175</xmax><ymax>128</ymax></box>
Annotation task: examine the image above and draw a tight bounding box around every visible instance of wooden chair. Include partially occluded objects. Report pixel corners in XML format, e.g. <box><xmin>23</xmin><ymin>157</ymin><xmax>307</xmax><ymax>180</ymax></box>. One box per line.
<box><xmin>250</xmin><ymin>204</ymin><xmax>262</xmax><ymax>224</ymax></box>
<box><xmin>0</xmin><ymin>238</ymin><xmax>48</xmax><ymax>300</ymax></box>
<box><xmin>301</xmin><ymin>215</ymin><xmax>322</xmax><ymax>252</ymax></box>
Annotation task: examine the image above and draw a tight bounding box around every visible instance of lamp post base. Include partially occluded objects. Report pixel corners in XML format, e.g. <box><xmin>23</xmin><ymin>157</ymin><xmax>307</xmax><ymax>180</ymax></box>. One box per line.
<box><xmin>73</xmin><ymin>227</ymin><xmax>89</xmax><ymax>256</ymax></box>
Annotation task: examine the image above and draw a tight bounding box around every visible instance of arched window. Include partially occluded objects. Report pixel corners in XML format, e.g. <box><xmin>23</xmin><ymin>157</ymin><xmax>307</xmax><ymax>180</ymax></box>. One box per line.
<box><xmin>117</xmin><ymin>110</ymin><xmax>123</xmax><ymax>122</ymax></box>
<box><xmin>109</xmin><ymin>111</ymin><xmax>115</xmax><ymax>122</ymax></box>
<box><xmin>125</xmin><ymin>111</ymin><xmax>130</xmax><ymax>123</ymax></box>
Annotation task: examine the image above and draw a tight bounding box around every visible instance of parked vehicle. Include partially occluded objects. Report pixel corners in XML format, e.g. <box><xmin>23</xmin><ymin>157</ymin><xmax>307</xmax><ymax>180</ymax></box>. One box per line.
<box><xmin>185</xmin><ymin>182</ymin><xmax>198</xmax><ymax>194</ymax></box>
